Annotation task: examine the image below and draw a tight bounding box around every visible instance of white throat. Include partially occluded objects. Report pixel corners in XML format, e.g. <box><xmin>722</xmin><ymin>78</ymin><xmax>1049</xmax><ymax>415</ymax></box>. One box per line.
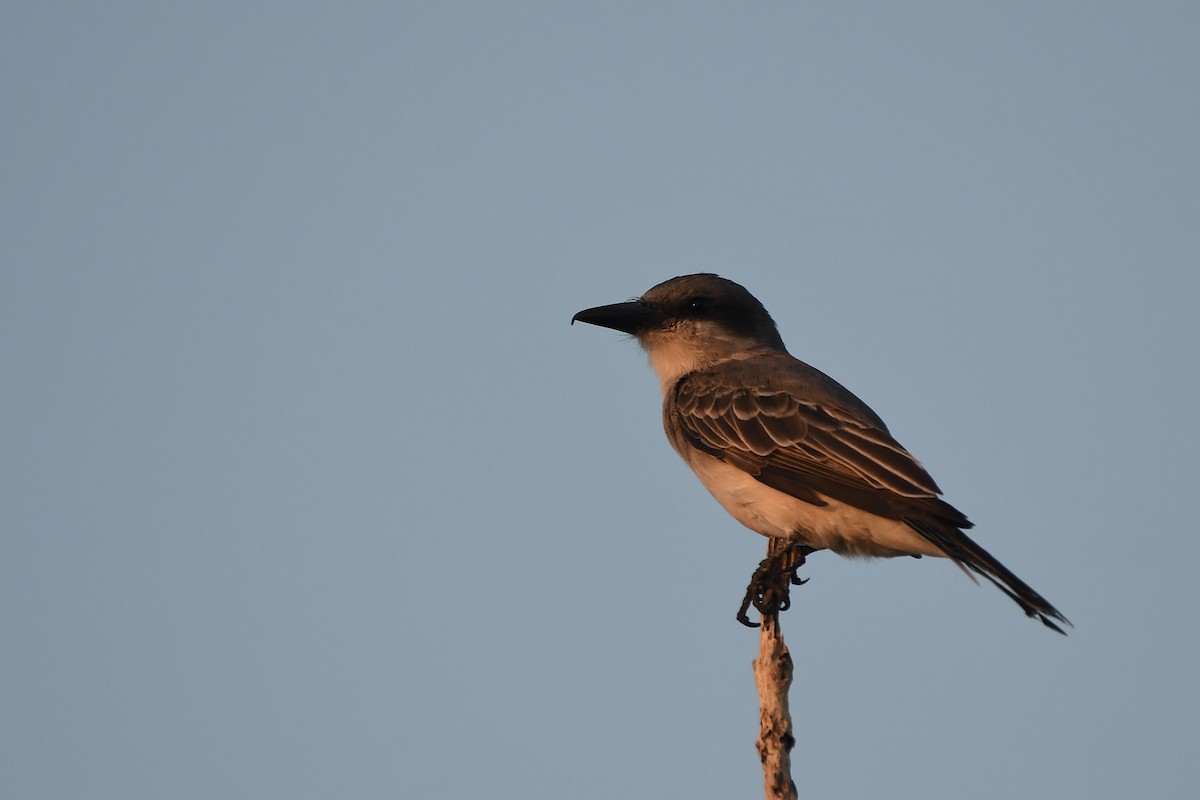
<box><xmin>639</xmin><ymin>322</ymin><xmax>778</xmax><ymax>394</ymax></box>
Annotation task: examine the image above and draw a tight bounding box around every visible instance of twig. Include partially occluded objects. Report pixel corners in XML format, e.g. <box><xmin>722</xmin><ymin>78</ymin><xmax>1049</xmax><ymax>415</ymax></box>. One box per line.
<box><xmin>753</xmin><ymin>538</ymin><xmax>797</xmax><ymax>800</ymax></box>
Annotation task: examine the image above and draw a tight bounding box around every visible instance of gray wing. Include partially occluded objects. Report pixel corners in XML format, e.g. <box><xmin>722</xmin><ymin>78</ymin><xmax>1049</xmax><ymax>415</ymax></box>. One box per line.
<box><xmin>670</xmin><ymin>361</ymin><xmax>1071</xmax><ymax>633</ymax></box>
<box><xmin>669</xmin><ymin>366</ymin><xmax>971</xmax><ymax>528</ymax></box>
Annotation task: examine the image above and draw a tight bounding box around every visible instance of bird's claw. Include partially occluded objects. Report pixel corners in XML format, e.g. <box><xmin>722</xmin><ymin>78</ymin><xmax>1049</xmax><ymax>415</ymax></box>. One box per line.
<box><xmin>736</xmin><ymin>543</ymin><xmax>811</xmax><ymax>627</ymax></box>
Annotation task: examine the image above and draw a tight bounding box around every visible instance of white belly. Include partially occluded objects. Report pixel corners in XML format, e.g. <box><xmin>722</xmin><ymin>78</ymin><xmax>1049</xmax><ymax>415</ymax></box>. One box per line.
<box><xmin>684</xmin><ymin>454</ymin><xmax>945</xmax><ymax>559</ymax></box>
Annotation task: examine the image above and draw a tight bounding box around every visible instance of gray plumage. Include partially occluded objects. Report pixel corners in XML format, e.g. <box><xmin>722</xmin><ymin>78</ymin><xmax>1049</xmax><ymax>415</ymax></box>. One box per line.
<box><xmin>573</xmin><ymin>273</ymin><xmax>1069</xmax><ymax>632</ymax></box>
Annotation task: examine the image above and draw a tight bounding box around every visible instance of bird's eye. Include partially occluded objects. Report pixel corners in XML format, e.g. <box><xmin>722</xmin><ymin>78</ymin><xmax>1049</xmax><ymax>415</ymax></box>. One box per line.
<box><xmin>688</xmin><ymin>296</ymin><xmax>714</xmax><ymax>314</ymax></box>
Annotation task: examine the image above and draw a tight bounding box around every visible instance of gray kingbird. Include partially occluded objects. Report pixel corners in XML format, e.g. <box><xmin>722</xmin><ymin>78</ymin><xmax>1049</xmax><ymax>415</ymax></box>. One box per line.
<box><xmin>573</xmin><ymin>273</ymin><xmax>1069</xmax><ymax>632</ymax></box>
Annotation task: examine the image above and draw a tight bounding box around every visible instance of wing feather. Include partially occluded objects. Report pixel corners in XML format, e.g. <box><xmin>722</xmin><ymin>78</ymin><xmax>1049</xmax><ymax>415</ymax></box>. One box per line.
<box><xmin>667</xmin><ymin>360</ymin><xmax>1069</xmax><ymax>632</ymax></box>
<box><xmin>671</xmin><ymin>371</ymin><xmax>965</xmax><ymax>526</ymax></box>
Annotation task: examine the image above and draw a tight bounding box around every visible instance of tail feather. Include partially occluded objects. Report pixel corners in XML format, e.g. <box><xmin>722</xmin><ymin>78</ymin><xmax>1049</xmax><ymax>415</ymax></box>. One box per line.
<box><xmin>904</xmin><ymin>518</ymin><xmax>1071</xmax><ymax>635</ymax></box>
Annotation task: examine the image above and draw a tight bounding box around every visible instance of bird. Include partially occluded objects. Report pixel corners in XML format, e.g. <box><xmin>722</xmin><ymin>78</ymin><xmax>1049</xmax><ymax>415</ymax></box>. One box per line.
<box><xmin>572</xmin><ymin>273</ymin><xmax>1069</xmax><ymax>633</ymax></box>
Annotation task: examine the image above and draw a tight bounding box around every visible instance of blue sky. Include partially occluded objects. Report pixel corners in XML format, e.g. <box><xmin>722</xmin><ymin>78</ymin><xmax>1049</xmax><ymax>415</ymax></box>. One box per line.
<box><xmin>3</xmin><ymin>3</ymin><xmax>1198</xmax><ymax>798</ymax></box>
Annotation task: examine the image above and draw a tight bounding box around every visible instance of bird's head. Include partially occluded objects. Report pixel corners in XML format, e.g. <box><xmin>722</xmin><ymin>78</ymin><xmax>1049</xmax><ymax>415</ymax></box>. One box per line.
<box><xmin>572</xmin><ymin>274</ymin><xmax>787</xmax><ymax>388</ymax></box>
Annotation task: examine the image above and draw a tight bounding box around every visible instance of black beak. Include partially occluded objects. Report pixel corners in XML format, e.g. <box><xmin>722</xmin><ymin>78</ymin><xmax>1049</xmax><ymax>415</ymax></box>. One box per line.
<box><xmin>571</xmin><ymin>301</ymin><xmax>662</xmax><ymax>335</ymax></box>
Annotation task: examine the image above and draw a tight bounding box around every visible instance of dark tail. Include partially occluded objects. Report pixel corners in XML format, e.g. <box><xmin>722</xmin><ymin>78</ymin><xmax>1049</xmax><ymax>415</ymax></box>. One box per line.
<box><xmin>905</xmin><ymin>518</ymin><xmax>1071</xmax><ymax>635</ymax></box>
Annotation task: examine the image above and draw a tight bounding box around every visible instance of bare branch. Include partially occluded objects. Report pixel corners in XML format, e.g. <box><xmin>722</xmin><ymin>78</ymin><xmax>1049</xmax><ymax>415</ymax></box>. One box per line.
<box><xmin>754</xmin><ymin>539</ymin><xmax>797</xmax><ymax>800</ymax></box>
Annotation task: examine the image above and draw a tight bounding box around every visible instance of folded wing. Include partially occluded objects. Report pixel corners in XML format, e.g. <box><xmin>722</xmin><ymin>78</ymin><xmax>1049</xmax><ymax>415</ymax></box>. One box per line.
<box><xmin>669</xmin><ymin>367</ymin><xmax>1070</xmax><ymax>632</ymax></box>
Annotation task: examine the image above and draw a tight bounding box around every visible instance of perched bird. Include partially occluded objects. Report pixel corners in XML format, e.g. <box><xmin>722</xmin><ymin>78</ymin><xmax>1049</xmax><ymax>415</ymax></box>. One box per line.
<box><xmin>572</xmin><ymin>273</ymin><xmax>1069</xmax><ymax>632</ymax></box>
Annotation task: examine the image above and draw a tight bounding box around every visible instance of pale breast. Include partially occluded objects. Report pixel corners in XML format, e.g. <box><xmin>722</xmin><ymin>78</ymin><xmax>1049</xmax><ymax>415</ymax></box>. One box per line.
<box><xmin>682</xmin><ymin>452</ymin><xmax>945</xmax><ymax>558</ymax></box>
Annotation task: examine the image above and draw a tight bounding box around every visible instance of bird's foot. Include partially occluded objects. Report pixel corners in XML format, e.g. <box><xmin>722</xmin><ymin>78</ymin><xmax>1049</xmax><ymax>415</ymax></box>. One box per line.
<box><xmin>737</xmin><ymin>541</ymin><xmax>813</xmax><ymax>627</ymax></box>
